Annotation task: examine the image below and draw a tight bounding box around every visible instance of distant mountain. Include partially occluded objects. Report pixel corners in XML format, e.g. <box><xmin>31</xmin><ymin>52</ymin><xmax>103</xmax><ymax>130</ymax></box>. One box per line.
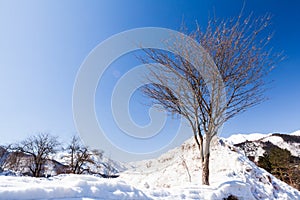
<box><xmin>226</xmin><ymin>131</ymin><xmax>300</xmax><ymax>161</ymax></box>
<box><xmin>290</xmin><ymin>130</ymin><xmax>300</xmax><ymax>136</ymax></box>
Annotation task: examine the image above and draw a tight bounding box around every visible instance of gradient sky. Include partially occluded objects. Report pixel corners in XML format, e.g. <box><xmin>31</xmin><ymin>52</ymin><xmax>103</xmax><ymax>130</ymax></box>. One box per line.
<box><xmin>0</xmin><ymin>0</ymin><xmax>299</xmax><ymax>161</ymax></box>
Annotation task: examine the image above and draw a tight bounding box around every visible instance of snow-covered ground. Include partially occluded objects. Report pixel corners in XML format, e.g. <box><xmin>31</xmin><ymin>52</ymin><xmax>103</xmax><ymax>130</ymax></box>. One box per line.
<box><xmin>0</xmin><ymin>174</ymin><xmax>149</xmax><ymax>200</ymax></box>
<box><xmin>1</xmin><ymin>132</ymin><xmax>300</xmax><ymax>200</ymax></box>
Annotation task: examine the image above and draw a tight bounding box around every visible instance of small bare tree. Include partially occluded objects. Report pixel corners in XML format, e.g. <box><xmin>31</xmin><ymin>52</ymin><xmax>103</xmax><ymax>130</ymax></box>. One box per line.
<box><xmin>13</xmin><ymin>133</ymin><xmax>60</xmax><ymax>177</ymax></box>
<box><xmin>0</xmin><ymin>145</ymin><xmax>9</xmax><ymax>171</ymax></box>
<box><xmin>92</xmin><ymin>149</ymin><xmax>104</xmax><ymax>172</ymax></box>
<box><xmin>66</xmin><ymin>136</ymin><xmax>96</xmax><ymax>174</ymax></box>
<box><xmin>140</xmin><ymin>13</ymin><xmax>282</xmax><ymax>185</ymax></box>
<box><xmin>102</xmin><ymin>157</ymin><xmax>115</xmax><ymax>177</ymax></box>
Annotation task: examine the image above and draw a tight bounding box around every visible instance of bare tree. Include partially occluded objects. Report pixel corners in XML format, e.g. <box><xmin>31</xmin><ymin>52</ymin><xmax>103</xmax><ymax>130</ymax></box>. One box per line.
<box><xmin>4</xmin><ymin>150</ymin><xmax>27</xmax><ymax>174</ymax></box>
<box><xmin>13</xmin><ymin>133</ymin><xmax>60</xmax><ymax>177</ymax></box>
<box><xmin>181</xmin><ymin>155</ymin><xmax>191</xmax><ymax>182</ymax></box>
<box><xmin>92</xmin><ymin>149</ymin><xmax>104</xmax><ymax>172</ymax></box>
<box><xmin>65</xmin><ymin>136</ymin><xmax>97</xmax><ymax>174</ymax></box>
<box><xmin>102</xmin><ymin>157</ymin><xmax>114</xmax><ymax>177</ymax></box>
<box><xmin>140</xmin><ymin>13</ymin><xmax>282</xmax><ymax>185</ymax></box>
<box><xmin>0</xmin><ymin>145</ymin><xmax>23</xmax><ymax>173</ymax></box>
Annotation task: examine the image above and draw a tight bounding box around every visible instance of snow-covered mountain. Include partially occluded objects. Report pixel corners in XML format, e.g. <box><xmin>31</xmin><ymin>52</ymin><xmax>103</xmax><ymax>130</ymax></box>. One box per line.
<box><xmin>1</xmin><ymin>131</ymin><xmax>300</xmax><ymax>199</ymax></box>
<box><xmin>226</xmin><ymin>131</ymin><xmax>300</xmax><ymax>162</ymax></box>
<box><xmin>289</xmin><ymin>130</ymin><xmax>300</xmax><ymax>136</ymax></box>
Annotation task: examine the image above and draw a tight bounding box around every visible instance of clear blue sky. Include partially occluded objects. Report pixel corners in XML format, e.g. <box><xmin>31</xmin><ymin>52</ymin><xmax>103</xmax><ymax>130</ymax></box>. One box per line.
<box><xmin>0</xmin><ymin>0</ymin><xmax>299</xmax><ymax>161</ymax></box>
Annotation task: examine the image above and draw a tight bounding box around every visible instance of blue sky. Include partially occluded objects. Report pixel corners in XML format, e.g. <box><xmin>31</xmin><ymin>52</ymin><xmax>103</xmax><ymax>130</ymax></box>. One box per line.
<box><xmin>0</xmin><ymin>0</ymin><xmax>299</xmax><ymax>161</ymax></box>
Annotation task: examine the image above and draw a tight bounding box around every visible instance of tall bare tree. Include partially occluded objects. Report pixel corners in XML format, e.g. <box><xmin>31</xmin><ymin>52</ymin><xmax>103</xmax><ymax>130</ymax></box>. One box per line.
<box><xmin>13</xmin><ymin>133</ymin><xmax>60</xmax><ymax>177</ymax></box>
<box><xmin>140</xmin><ymin>13</ymin><xmax>282</xmax><ymax>185</ymax></box>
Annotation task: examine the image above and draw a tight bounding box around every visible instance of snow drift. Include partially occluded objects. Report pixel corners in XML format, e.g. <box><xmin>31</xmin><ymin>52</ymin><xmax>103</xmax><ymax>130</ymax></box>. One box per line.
<box><xmin>0</xmin><ymin>174</ymin><xmax>149</xmax><ymax>200</ymax></box>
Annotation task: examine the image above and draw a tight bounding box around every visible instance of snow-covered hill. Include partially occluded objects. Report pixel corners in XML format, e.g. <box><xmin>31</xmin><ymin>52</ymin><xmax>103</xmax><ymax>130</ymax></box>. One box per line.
<box><xmin>121</xmin><ymin>136</ymin><xmax>300</xmax><ymax>199</ymax></box>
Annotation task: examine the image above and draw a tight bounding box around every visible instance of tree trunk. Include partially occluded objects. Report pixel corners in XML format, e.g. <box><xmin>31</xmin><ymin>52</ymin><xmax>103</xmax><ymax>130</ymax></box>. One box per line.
<box><xmin>202</xmin><ymin>153</ymin><xmax>210</xmax><ymax>185</ymax></box>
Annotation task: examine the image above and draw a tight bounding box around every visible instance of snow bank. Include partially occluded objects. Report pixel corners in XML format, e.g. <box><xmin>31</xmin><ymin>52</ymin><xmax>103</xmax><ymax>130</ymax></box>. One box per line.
<box><xmin>0</xmin><ymin>174</ymin><xmax>150</xmax><ymax>200</ymax></box>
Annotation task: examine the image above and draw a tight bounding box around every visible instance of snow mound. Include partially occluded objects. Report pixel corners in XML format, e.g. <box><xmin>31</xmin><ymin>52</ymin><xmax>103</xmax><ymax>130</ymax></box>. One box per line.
<box><xmin>122</xmin><ymin>137</ymin><xmax>300</xmax><ymax>199</ymax></box>
<box><xmin>0</xmin><ymin>174</ymin><xmax>150</xmax><ymax>200</ymax></box>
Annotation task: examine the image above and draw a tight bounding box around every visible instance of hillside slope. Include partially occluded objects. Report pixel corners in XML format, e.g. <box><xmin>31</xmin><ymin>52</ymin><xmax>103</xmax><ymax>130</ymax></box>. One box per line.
<box><xmin>122</xmin><ymin>136</ymin><xmax>300</xmax><ymax>199</ymax></box>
